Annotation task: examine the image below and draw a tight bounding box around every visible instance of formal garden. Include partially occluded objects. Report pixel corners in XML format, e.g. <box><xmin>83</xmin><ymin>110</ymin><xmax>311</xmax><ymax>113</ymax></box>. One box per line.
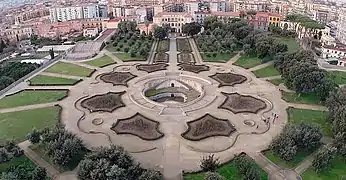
<box><xmin>84</xmin><ymin>55</ymin><xmax>116</xmax><ymax>68</ymax></box>
<box><xmin>177</xmin><ymin>38</ymin><xmax>195</xmax><ymax>64</ymax></box>
<box><xmin>107</xmin><ymin>21</ymin><xmax>154</xmax><ymax>61</ymax></box>
<box><xmin>154</xmin><ymin>39</ymin><xmax>169</xmax><ymax>63</ymax></box>
<box><xmin>45</xmin><ymin>62</ymin><xmax>95</xmax><ymax>77</ymax></box>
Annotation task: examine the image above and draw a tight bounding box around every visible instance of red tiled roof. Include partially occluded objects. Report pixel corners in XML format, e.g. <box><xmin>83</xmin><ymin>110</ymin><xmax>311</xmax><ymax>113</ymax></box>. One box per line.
<box><xmin>211</xmin><ymin>11</ymin><xmax>240</xmax><ymax>17</ymax></box>
<box><xmin>155</xmin><ymin>12</ymin><xmax>192</xmax><ymax>17</ymax></box>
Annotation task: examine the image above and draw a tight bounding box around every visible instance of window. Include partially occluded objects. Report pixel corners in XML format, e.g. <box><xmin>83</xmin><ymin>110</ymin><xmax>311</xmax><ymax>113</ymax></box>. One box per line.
<box><xmin>270</xmin><ymin>17</ymin><xmax>272</xmax><ymax>20</ymax></box>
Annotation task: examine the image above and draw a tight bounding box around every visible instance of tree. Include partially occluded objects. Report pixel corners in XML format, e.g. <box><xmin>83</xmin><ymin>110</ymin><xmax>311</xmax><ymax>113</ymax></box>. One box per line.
<box><xmin>312</xmin><ymin>145</ymin><xmax>337</xmax><ymax>172</ymax></box>
<box><xmin>27</xmin><ymin>129</ymin><xmax>41</xmax><ymax>144</ymax></box>
<box><xmin>204</xmin><ymin>172</ymin><xmax>225</xmax><ymax>180</ymax></box>
<box><xmin>49</xmin><ymin>48</ymin><xmax>54</xmax><ymax>59</ymax></box>
<box><xmin>200</xmin><ymin>154</ymin><xmax>219</xmax><ymax>172</ymax></box>
<box><xmin>243</xmin><ymin>167</ymin><xmax>261</xmax><ymax>180</ymax></box>
<box><xmin>153</xmin><ymin>26</ymin><xmax>167</xmax><ymax>40</ymax></box>
<box><xmin>144</xmin><ymin>20</ymin><xmax>150</xmax><ymax>35</ymax></box>
<box><xmin>130</xmin><ymin>49</ymin><xmax>136</xmax><ymax>57</ymax></box>
<box><xmin>0</xmin><ymin>39</ymin><xmax>6</xmax><ymax>53</ymax></box>
<box><xmin>31</xmin><ymin>167</ymin><xmax>47</xmax><ymax>180</ymax></box>
<box><xmin>0</xmin><ymin>76</ymin><xmax>14</xmax><ymax>90</ymax></box>
<box><xmin>182</xmin><ymin>22</ymin><xmax>201</xmax><ymax>36</ymax></box>
<box><xmin>0</xmin><ymin>148</ymin><xmax>10</xmax><ymax>163</ymax></box>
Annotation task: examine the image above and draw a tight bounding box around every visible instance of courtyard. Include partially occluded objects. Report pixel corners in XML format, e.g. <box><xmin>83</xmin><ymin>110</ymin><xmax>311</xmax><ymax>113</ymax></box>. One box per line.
<box><xmin>0</xmin><ymin>36</ymin><xmax>338</xmax><ymax>180</ymax></box>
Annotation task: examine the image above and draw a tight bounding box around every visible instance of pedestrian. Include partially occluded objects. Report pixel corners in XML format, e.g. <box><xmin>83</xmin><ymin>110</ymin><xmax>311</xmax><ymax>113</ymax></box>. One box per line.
<box><xmin>256</xmin><ymin>125</ymin><xmax>259</xmax><ymax>129</ymax></box>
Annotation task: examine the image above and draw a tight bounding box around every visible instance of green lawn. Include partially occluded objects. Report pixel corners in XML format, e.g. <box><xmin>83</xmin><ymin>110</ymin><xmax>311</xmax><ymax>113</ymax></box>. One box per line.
<box><xmin>29</xmin><ymin>75</ymin><xmax>80</xmax><ymax>86</ymax></box>
<box><xmin>0</xmin><ymin>90</ymin><xmax>68</xmax><ymax>109</ymax></box>
<box><xmin>288</xmin><ymin>107</ymin><xmax>331</xmax><ymax>136</ymax></box>
<box><xmin>328</xmin><ymin>71</ymin><xmax>346</xmax><ymax>85</ymax></box>
<box><xmin>281</xmin><ymin>91</ymin><xmax>321</xmax><ymax>105</ymax></box>
<box><xmin>84</xmin><ymin>55</ymin><xmax>115</xmax><ymax>67</ymax></box>
<box><xmin>252</xmin><ymin>64</ymin><xmax>280</xmax><ymax>77</ymax></box>
<box><xmin>0</xmin><ymin>106</ymin><xmax>61</xmax><ymax>142</ymax></box>
<box><xmin>113</xmin><ymin>52</ymin><xmax>146</xmax><ymax>61</ymax></box>
<box><xmin>302</xmin><ymin>155</ymin><xmax>346</xmax><ymax>180</ymax></box>
<box><xmin>268</xmin><ymin>78</ymin><xmax>283</xmax><ymax>86</ymax></box>
<box><xmin>184</xmin><ymin>156</ymin><xmax>267</xmax><ymax>180</ymax></box>
<box><xmin>45</xmin><ymin>62</ymin><xmax>94</xmax><ymax>77</ymax></box>
<box><xmin>201</xmin><ymin>53</ymin><xmax>237</xmax><ymax>63</ymax></box>
<box><xmin>0</xmin><ymin>155</ymin><xmax>36</xmax><ymax>172</ymax></box>
<box><xmin>277</xmin><ymin>37</ymin><xmax>300</xmax><ymax>53</ymax></box>
<box><xmin>234</xmin><ymin>54</ymin><xmax>262</xmax><ymax>69</ymax></box>
<box><xmin>264</xmin><ymin>149</ymin><xmax>316</xmax><ymax>169</ymax></box>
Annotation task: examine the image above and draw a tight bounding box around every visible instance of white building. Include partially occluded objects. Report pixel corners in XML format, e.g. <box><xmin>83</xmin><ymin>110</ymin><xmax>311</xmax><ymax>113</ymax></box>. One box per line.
<box><xmin>49</xmin><ymin>4</ymin><xmax>107</xmax><ymax>22</ymax></box>
<box><xmin>153</xmin><ymin>12</ymin><xmax>193</xmax><ymax>33</ymax></box>
<box><xmin>83</xmin><ymin>28</ymin><xmax>99</xmax><ymax>37</ymax></box>
<box><xmin>321</xmin><ymin>45</ymin><xmax>346</xmax><ymax>59</ymax></box>
<box><xmin>337</xmin><ymin>8</ymin><xmax>346</xmax><ymax>45</ymax></box>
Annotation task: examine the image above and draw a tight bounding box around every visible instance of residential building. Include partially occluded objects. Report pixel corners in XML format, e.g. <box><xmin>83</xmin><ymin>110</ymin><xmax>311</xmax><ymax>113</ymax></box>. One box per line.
<box><xmin>153</xmin><ymin>12</ymin><xmax>193</xmax><ymax>33</ymax></box>
<box><xmin>35</xmin><ymin>21</ymin><xmax>83</xmax><ymax>38</ymax></box>
<box><xmin>194</xmin><ymin>11</ymin><xmax>239</xmax><ymax>24</ymax></box>
<box><xmin>49</xmin><ymin>4</ymin><xmax>108</xmax><ymax>22</ymax></box>
<box><xmin>337</xmin><ymin>8</ymin><xmax>346</xmax><ymax>45</ymax></box>
<box><xmin>313</xmin><ymin>8</ymin><xmax>328</xmax><ymax>24</ymax></box>
<box><xmin>0</xmin><ymin>25</ymin><xmax>33</xmax><ymax>41</ymax></box>
<box><xmin>14</xmin><ymin>8</ymin><xmax>49</xmax><ymax>25</ymax></box>
<box><xmin>232</xmin><ymin>0</ymin><xmax>268</xmax><ymax>12</ymax></box>
<box><xmin>321</xmin><ymin>45</ymin><xmax>346</xmax><ymax>59</ymax></box>
<box><xmin>268</xmin><ymin>13</ymin><xmax>281</xmax><ymax>26</ymax></box>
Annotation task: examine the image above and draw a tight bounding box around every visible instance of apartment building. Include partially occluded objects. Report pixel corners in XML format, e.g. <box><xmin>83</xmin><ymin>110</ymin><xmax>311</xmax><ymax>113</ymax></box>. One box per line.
<box><xmin>194</xmin><ymin>11</ymin><xmax>239</xmax><ymax>24</ymax></box>
<box><xmin>232</xmin><ymin>0</ymin><xmax>268</xmax><ymax>12</ymax></box>
<box><xmin>0</xmin><ymin>25</ymin><xmax>33</xmax><ymax>41</ymax></box>
<box><xmin>15</xmin><ymin>8</ymin><xmax>49</xmax><ymax>25</ymax></box>
<box><xmin>49</xmin><ymin>4</ymin><xmax>108</xmax><ymax>22</ymax></box>
<box><xmin>153</xmin><ymin>12</ymin><xmax>193</xmax><ymax>33</ymax></box>
<box><xmin>337</xmin><ymin>8</ymin><xmax>346</xmax><ymax>45</ymax></box>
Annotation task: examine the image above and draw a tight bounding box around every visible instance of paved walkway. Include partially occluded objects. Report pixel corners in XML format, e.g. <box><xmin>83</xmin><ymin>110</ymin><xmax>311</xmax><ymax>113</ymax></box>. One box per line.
<box><xmin>18</xmin><ymin>141</ymin><xmax>60</xmax><ymax>179</ymax></box>
<box><xmin>295</xmin><ymin>153</ymin><xmax>315</xmax><ymax>174</ymax></box>
<box><xmin>0</xmin><ymin>102</ymin><xmax>58</xmax><ymax>113</ymax></box>
<box><xmin>26</xmin><ymin>86</ymin><xmax>73</xmax><ymax>90</ymax></box>
<box><xmin>261</xmin><ymin>75</ymin><xmax>282</xmax><ymax>80</ymax></box>
<box><xmin>61</xmin><ymin>60</ymin><xmax>99</xmax><ymax>70</ymax></box>
<box><xmin>40</xmin><ymin>72</ymin><xmax>85</xmax><ymax>80</ymax></box>
<box><xmin>288</xmin><ymin>103</ymin><xmax>328</xmax><ymax>111</ymax></box>
<box><xmin>188</xmin><ymin>38</ymin><xmax>203</xmax><ymax>64</ymax></box>
<box><xmin>226</xmin><ymin>52</ymin><xmax>242</xmax><ymax>65</ymax></box>
<box><xmin>248</xmin><ymin>61</ymin><xmax>274</xmax><ymax>72</ymax></box>
<box><xmin>104</xmin><ymin>50</ymin><xmax>123</xmax><ymax>64</ymax></box>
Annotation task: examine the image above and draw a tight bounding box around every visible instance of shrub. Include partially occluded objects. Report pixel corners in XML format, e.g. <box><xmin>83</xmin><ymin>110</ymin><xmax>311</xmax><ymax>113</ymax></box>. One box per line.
<box><xmin>124</xmin><ymin>47</ymin><xmax>130</xmax><ymax>53</ymax></box>
<box><xmin>116</xmin><ymin>47</ymin><xmax>121</xmax><ymax>51</ymax></box>
<box><xmin>31</xmin><ymin>167</ymin><xmax>47</xmax><ymax>180</ymax></box>
<box><xmin>119</xmin><ymin>44</ymin><xmax>124</xmax><ymax>48</ymax></box>
<box><xmin>130</xmin><ymin>50</ymin><xmax>136</xmax><ymax>57</ymax></box>
<box><xmin>112</xmin><ymin>42</ymin><xmax>118</xmax><ymax>47</ymax></box>
<box><xmin>212</xmin><ymin>52</ymin><xmax>217</xmax><ymax>57</ymax></box>
<box><xmin>206</xmin><ymin>53</ymin><xmax>211</xmax><ymax>57</ymax></box>
<box><xmin>200</xmin><ymin>154</ymin><xmax>219</xmax><ymax>172</ymax></box>
<box><xmin>225</xmin><ymin>50</ymin><xmax>231</xmax><ymax>54</ymax></box>
<box><xmin>27</xmin><ymin>129</ymin><xmax>41</xmax><ymax>144</ymax></box>
<box><xmin>204</xmin><ymin>172</ymin><xmax>225</xmax><ymax>180</ymax></box>
<box><xmin>123</xmin><ymin>39</ymin><xmax>127</xmax><ymax>43</ymax></box>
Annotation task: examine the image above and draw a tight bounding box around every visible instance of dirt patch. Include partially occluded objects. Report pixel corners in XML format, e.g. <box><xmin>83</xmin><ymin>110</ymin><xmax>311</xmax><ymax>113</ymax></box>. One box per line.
<box><xmin>178</xmin><ymin>63</ymin><xmax>210</xmax><ymax>73</ymax></box>
<box><xmin>209</xmin><ymin>73</ymin><xmax>247</xmax><ymax>87</ymax></box>
<box><xmin>100</xmin><ymin>72</ymin><xmax>137</xmax><ymax>87</ymax></box>
<box><xmin>81</xmin><ymin>91</ymin><xmax>126</xmax><ymax>113</ymax></box>
<box><xmin>136</xmin><ymin>63</ymin><xmax>168</xmax><ymax>73</ymax></box>
<box><xmin>219</xmin><ymin>92</ymin><xmax>267</xmax><ymax>114</ymax></box>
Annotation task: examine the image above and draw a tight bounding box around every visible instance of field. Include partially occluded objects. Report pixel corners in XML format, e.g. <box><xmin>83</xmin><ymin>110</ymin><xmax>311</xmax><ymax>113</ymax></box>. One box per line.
<box><xmin>29</xmin><ymin>75</ymin><xmax>80</xmax><ymax>86</ymax></box>
<box><xmin>252</xmin><ymin>64</ymin><xmax>280</xmax><ymax>77</ymax></box>
<box><xmin>201</xmin><ymin>53</ymin><xmax>237</xmax><ymax>63</ymax></box>
<box><xmin>287</xmin><ymin>107</ymin><xmax>331</xmax><ymax>136</ymax></box>
<box><xmin>277</xmin><ymin>37</ymin><xmax>300</xmax><ymax>53</ymax></box>
<box><xmin>281</xmin><ymin>91</ymin><xmax>321</xmax><ymax>105</ymax></box>
<box><xmin>302</xmin><ymin>156</ymin><xmax>346</xmax><ymax>180</ymax></box>
<box><xmin>234</xmin><ymin>55</ymin><xmax>262</xmax><ymax>69</ymax></box>
<box><xmin>328</xmin><ymin>71</ymin><xmax>346</xmax><ymax>85</ymax></box>
<box><xmin>113</xmin><ymin>53</ymin><xmax>146</xmax><ymax>61</ymax></box>
<box><xmin>0</xmin><ymin>90</ymin><xmax>68</xmax><ymax>109</ymax></box>
<box><xmin>268</xmin><ymin>78</ymin><xmax>283</xmax><ymax>86</ymax></box>
<box><xmin>0</xmin><ymin>106</ymin><xmax>61</xmax><ymax>142</ymax></box>
<box><xmin>45</xmin><ymin>62</ymin><xmax>94</xmax><ymax>77</ymax></box>
<box><xmin>85</xmin><ymin>55</ymin><xmax>115</xmax><ymax>67</ymax></box>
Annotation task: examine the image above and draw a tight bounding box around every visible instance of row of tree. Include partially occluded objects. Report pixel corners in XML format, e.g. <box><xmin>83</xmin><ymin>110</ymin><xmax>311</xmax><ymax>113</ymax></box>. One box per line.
<box><xmin>270</xmin><ymin>124</ymin><xmax>322</xmax><ymax>161</ymax></box>
<box><xmin>0</xmin><ymin>62</ymin><xmax>39</xmax><ymax>91</ymax></box>
<box><xmin>274</xmin><ymin>50</ymin><xmax>337</xmax><ymax>101</ymax></box>
<box><xmin>0</xmin><ymin>141</ymin><xmax>47</xmax><ymax>180</ymax></box>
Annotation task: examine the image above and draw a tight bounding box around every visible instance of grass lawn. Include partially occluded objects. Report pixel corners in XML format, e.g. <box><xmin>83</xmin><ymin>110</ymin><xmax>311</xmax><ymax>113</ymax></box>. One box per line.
<box><xmin>252</xmin><ymin>64</ymin><xmax>280</xmax><ymax>77</ymax></box>
<box><xmin>0</xmin><ymin>155</ymin><xmax>36</xmax><ymax>172</ymax></box>
<box><xmin>0</xmin><ymin>106</ymin><xmax>61</xmax><ymax>143</ymax></box>
<box><xmin>328</xmin><ymin>71</ymin><xmax>346</xmax><ymax>85</ymax></box>
<box><xmin>45</xmin><ymin>62</ymin><xmax>94</xmax><ymax>77</ymax></box>
<box><xmin>264</xmin><ymin>149</ymin><xmax>316</xmax><ymax>169</ymax></box>
<box><xmin>277</xmin><ymin>37</ymin><xmax>300</xmax><ymax>53</ymax></box>
<box><xmin>184</xmin><ymin>156</ymin><xmax>267</xmax><ymax>180</ymax></box>
<box><xmin>177</xmin><ymin>38</ymin><xmax>192</xmax><ymax>52</ymax></box>
<box><xmin>268</xmin><ymin>78</ymin><xmax>283</xmax><ymax>86</ymax></box>
<box><xmin>302</xmin><ymin>155</ymin><xmax>346</xmax><ymax>180</ymax></box>
<box><xmin>0</xmin><ymin>90</ymin><xmax>68</xmax><ymax>109</ymax></box>
<box><xmin>157</xmin><ymin>39</ymin><xmax>169</xmax><ymax>52</ymax></box>
<box><xmin>201</xmin><ymin>53</ymin><xmax>236</xmax><ymax>63</ymax></box>
<box><xmin>281</xmin><ymin>91</ymin><xmax>321</xmax><ymax>105</ymax></box>
<box><xmin>30</xmin><ymin>144</ymin><xmax>86</xmax><ymax>172</ymax></box>
<box><xmin>84</xmin><ymin>55</ymin><xmax>115</xmax><ymax>67</ymax></box>
<box><xmin>113</xmin><ymin>52</ymin><xmax>146</xmax><ymax>61</ymax></box>
<box><xmin>288</xmin><ymin>107</ymin><xmax>331</xmax><ymax>136</ymax></box>
<box><xmin>29</xmin><ymin>75</ymin><xmax>80</xmax><ymax>86</ymax></box>
<box><xmin>234</xmin><ymin>54</ymin><xmax>262</xmax><ymax>69</ymax></box>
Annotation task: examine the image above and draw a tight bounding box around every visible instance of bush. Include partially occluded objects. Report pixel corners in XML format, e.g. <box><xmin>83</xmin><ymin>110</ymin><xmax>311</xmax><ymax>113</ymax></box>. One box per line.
<box><xmin>212</xmin><ymin>52</ymin><xmax>217</xmax><ymax>57</ymax></box>
<box><xmin>225</xmin><ymin>50</ymin><xmax>231</xmax><ymax>54</ymax></box>
<box><xmin>27</xmin><ymin>129</ymin><xmax>41</xmax><ymax>144</ymax></box>
<box><xmin>139</xmin><ymin>170</ymin><xmax>163</xmax><ymax>180</ymax></box>
<box><xmin>200</xmin><ymin>154</ymin><xmax>219</xmax><ymax>172</ymax></box>
<box><xmin>119</xmin><ymin>44</ymin><xmax>124</xmax><ymax>48</ymax></box>
<box><xmin>206</xmin><ymin>53</ymin><xmax>211</xmax><ymax>57</ymax></box>
<box><xmin>130</xmin><ymin>50</ymin><xmax>136</xmax><ymax>57</ymax></box>
<box><xmin>128</xmin><ymin>40</ymin><xmax>134</xmax><ymax>46</ymax></box>
<box><xmin>124</xmin><ymin>47</ymin><xmax>130</xmax><ymax>53</ymax></box>
<box><xmin>0</xmin><ymin>148</ymin><xmax>11</xmax><ymax>163</ymax></box>
<box><xmin>116</xmin><ymin>47</ymin><xmax>121</xmax><ymax>51</ymax></box>
<box><xmin>112</xmin><ymin>42</ymin><xmax>118</xmax><ymax>47</ymax></box>
<box><xmin>31</xmin><ymin>167</ymin><xmax>47</xmax><ymax>180</ymax></box>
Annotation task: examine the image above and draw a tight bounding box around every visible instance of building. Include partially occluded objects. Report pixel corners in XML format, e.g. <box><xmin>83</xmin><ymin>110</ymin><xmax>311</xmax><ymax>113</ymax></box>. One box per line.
<box><xmin>0</xmin><ymin>25</ymin><xmax>33</xmax><ymax>41</ymax></box>
<box><xmin>83</xmin><ymin>28</ymin><xmax>99</xmax><ymax>37</ymax></box>
<box><xmin>337</xmin><ymin>8</ymin><xmax>346</xmax><ymax>45</ymax></box>
<box><xmin>15</xmin><ymin>8</ymin><xmax>49</xmax><ymax>25</ymax></box>
<box><xmin>313</xmin><ymin>8</ymin><xmax>328</xmax><ymax>24</ymax></box>
<box><xmin>35</xmin><ymin>21</ymin><xmax>83</xmax><ymax>38</ymax></box>
<box><xmin>268</xmin><ymin>12</ymin><xmax>281</xmax><ymax>26</ymax></box>
<box><xmin>232</xmin><ymin>0</ymin><xmax>268</xmax><ymax>12</ymax></box>
<box><xmin>153</xmin><ymin>12</ymin><xmax>193</xmax><ymax>33</ymax></box>
<box><xmin>49</xmin><ymin>4</ymin><xmax>108</xmax><ymax>22</ymax></box>
<box><xmin>321</xmin><ymin>45</ymin><xmax>346</xmax><ymax>59</ymax></box>
<box><xmin>194</xmin><ymin>11</ymin><xmax>239</xmax><ymax>24</ymax></box>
